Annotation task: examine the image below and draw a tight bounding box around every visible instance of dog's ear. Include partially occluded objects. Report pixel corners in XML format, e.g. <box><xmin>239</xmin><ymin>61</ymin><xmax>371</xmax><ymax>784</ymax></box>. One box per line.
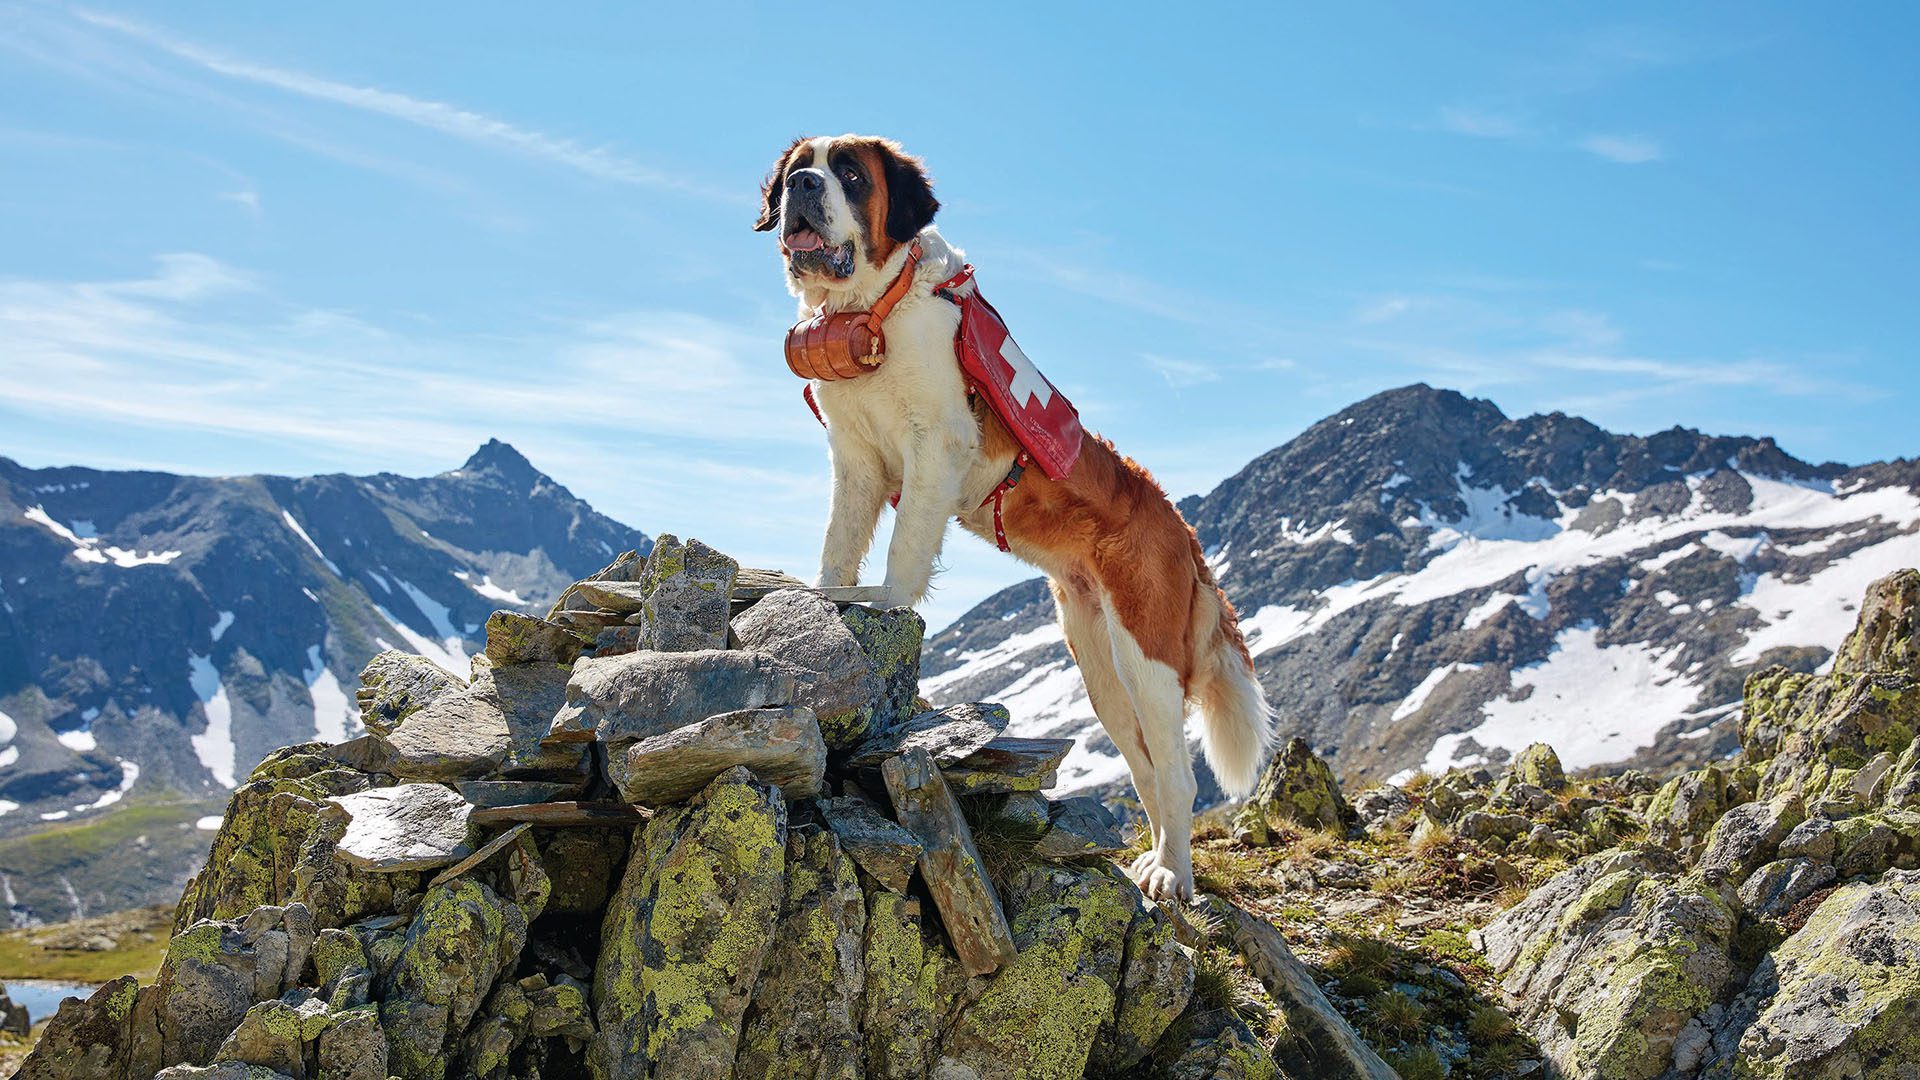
<box><xmin>881</xmin><ymin>145</ymin><xmax>940</xmax><ymax>243</ymax></box>
<box><xmin>754</xmin><ymin>138</ymin><xmax>806</xmax><ymax>232</ymax></box>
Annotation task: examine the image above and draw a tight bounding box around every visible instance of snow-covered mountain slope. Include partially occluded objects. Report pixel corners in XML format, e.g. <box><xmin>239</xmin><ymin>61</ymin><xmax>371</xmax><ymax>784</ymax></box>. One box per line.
<box><xmin>0</xmin><ymin>440</ymin><xmax>648</xmax><ymax>825</ymax></box>
<box><xmin>923</xmin><ymin>385</ymin><xmax>1920</xmax><ymax>796</ymax></box>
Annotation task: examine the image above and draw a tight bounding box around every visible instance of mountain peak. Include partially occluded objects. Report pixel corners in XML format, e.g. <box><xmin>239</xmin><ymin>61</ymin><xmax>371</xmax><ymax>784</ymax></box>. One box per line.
<box><xmin>460</xmin><ymin>438</ymin><xmax>540</xmax><ymax>483</ymax></box>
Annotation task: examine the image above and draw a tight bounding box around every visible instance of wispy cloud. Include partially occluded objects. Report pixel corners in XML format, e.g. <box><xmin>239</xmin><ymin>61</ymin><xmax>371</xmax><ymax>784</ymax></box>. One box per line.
<box><xmin>1437</xmin><ymin>107</ymin><xmax>1528</xmax><ymax>139</ymax></box>
<box><xmin>1143</xmin><ymin>354</ymin><xmax>1222</xmax><ymax>388</ymax></box>
<box><xmin>60</xmin><ymin>8</ymin><xmax>726</xmax><ymax>198</ymax></box>
<box><xmin>1576</xmin><ymin>133</ymin><xmax>1662</xmax><ymax>164</ymax></box>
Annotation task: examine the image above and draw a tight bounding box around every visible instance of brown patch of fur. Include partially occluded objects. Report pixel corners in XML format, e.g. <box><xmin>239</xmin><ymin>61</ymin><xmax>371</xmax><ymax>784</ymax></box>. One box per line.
<box><xmin>964</xmin><ymin>408</ymin><xmax>1240</xmax><ymax>686</ymax></box>
<box><xmin>846</xmin><ymin>141</ymin><xmax>901</xmax><ymax>266</ymax></box>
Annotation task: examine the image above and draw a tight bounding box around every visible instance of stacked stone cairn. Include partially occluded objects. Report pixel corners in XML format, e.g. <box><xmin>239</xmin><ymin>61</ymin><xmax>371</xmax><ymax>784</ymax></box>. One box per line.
<box><xmin>16</xmin><ymin>536</ymin><xmax>1261</xmax><ymax>1080</ymax></box>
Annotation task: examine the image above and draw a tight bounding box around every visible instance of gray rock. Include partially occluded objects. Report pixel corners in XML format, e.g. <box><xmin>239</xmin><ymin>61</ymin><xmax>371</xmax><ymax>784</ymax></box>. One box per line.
<box><xmin>1231</xmin><ymin>736</ymin><xmax>1349</xmax><ymax>844</ymax></box>
<box><xmin>1475</xmin><ymin>848</ymin><xmax>1736</xmax><ymax>1080</ymax></box>
<box><xmin>153</xmin><ymin>1066</ymin><xmax>297</xmax><ymax>1080</ymax></box>
<box><xmin>818</xmin><ymin>793</ymin><xmax>924</xmax><ymax>893</ymax></box>
<box><xmin>13</xmin><ymin>976</ymin><xmax>145</xmax><ymax>1080</ymax></box>
<box><xmin>328</xmin><ymin>784</ymin><xmax>476</xmax><ymax>872</ymax></box>
<box><xmin>355</xmin><ymin>651</ymin><xmax>466</xmax><ymax>737</ymax></box>
<box><xmin>215</xmin><ymin>997</ymin><xmax>328</xmax><ymax>1078</ymax></box>
<box><xmin>1159</xmin><ymin>1010</ymin><xmax>1274</xmax><ymax>1080</ymax></box>
<box><xmin>637</xmin><ymin>535</ymin><xmax>738</xmax><ymax>652</ymax></box>
<box><xmin>735</xmin><ymin>827</ymin><xmax>867</xmax><ymax>1080</ymax></box>
<box><xmin>1353</xmin><ymin>784</ymin><xmax>1412</xmax><ymax>831</ymax></box>
<box><xmin>940</xmin><ymin>737</ymin><xmax>1073</xmax><ymax>796</ymax></box>
<box><xmin>378</xmin><ymin>879</ymin><xmax>528</xmax><ymax>1080</ymax></box>
<box><xmin>591</xmin><ymin>624</ymin><xmax>644</xmax><ymax>657</ymax></box>
<box><xmin>839</xmin><ymin>605</ymin><xmax>925</xmax><ymax>738</ymax></box>
<box><xmin>1456</xmin><ymin>810</ymin><xmax>1533</xmax><ymax>844</ymax></box>
<box><xmin>1511</xmin><ymin>742</ymin><xmax>1567</xmax><ymax>790</ymax></box>
<box><xmin>568</xmin><ymin>579</ymin><xmax>650</xmax><ymax>614</ymax></box>
<box><xmin>1711</xmin><ymin>868</ymin><xmax>1920</xmax><ymax>1078</ymax></box>
<box><xmin>846</xmin><ymin>702</ymin><xmax>1011</xmax><ymax>768</ymax></box>
<box><xmin>1777</xmin><ymin>815</ymin><xmax>1837</xmax><ymax>861</ymax></box>
<box><xmin>453</xmin><ymin>779</ymin><xmax>585</xmax><ymax>809</ymax></box>
<box><xmin>731</xmin><ymin>589</ymin><xmax>884</xmax><ymax>749</ymax></box>
<box><xmin>316</xmin><ymin>1006</ymin><xmax>387</xmax><ymax>1080</ymax></box>
<box><xmin>610</xmin><ymin>705</ymin><xmax>826</xmax><ymax>805</ymax></box>
<box><xmin>1032</xmin><ymin>796</ymin><xmax>1126</xmax><ymax>861</ymax></box>
<box><xmin>484</xmin><ymin>662</ymin><xmax>592</xmax><ymax>778</ymax></box>
<box><xmin>1697</xmin><ymin>792</ymin><xmax>1805</xmax><ymax>886</ymax></box>
<box><xmin>482</xmin><ymin>611</ymin><xmax>591</xmax><ymax>666</ymax></box>
<box><xmin>964</xmin><ymin>792</ymin><xmax>1051</xmax><ymax>841</ymax></box>
<box><xmin>1101</xmin><ymin>899</ymin><xmax>1196</xmax><ymax>1070</ymax></box>
<box><xmin>1737</xmin><ymin>857</ymin><xmax>1837</xmax><ymax>919</ymax></box>
<box><xmin>1645</xmin><ymin>765</ymin><xmax>1731</xmax><ymax>859</ymax></box>
<box><xmin>592</xmin><ymin>767</ymin><xmax>787</xmax><ymax>1080</ymax></box>
<box><xmin>882</xmin><ymin>748</ymin><xmax>1017</xmax><ymax>977</ymax></box>
<box><xmin>154</xmin><ymin>920</ymin><xmax>279</xmax><ymax>1065</ymax></box>
<box><xmin>378</xmin><ymin>684</ymin><xmax>511</xmax><ymax>781</ymax></box>
<box><xmin>545</xmin><ymin>649</ymin><xmax>798</xmax><ymax>745</ymax></box>
<box><xmin>861</xmin><ymin>890</ymin><xmax>953</xmax><ymax>1079</ymax></box>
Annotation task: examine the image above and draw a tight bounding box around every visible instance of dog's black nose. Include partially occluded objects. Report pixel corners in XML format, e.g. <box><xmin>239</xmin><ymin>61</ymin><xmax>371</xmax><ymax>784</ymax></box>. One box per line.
<box><xmin>788</xmin><ymin>169</ymin><xmax>824</xmax><ymax>195</ymax></box>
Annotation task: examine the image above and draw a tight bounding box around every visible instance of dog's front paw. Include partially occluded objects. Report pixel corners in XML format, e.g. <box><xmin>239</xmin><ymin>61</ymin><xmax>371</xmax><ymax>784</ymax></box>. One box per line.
<box><xmin>1135</xmin><ymin>865</ymin><xmax>1194</xmax><ymax>904</ymax></box>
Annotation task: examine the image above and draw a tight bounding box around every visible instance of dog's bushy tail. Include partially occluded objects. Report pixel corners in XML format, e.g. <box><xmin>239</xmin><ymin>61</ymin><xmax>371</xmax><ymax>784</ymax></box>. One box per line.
<box><xmin>1186</xmin><ymin>555</ymin><xmax>1274</xmax><ymax>798</ymax></box>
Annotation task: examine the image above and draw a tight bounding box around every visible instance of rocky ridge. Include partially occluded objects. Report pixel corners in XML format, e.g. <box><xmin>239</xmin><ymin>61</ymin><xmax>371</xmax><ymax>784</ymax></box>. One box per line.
<box><xmin>12</xmin><ymin>536</ymin><xmax>1385</xmax><ymax>1080</ymax></box>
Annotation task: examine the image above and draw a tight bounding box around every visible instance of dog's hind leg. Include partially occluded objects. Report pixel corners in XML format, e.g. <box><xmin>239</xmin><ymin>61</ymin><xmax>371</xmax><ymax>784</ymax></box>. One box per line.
<box><xmin>1101</xmin><ymin>594</ymin><xmax>1198</xmax><ymax>903</ymax></box>
<box><xmin>1052</xmin><ymin>578</ymin><xmax>1162</xmax><ymax>842</ymax></box>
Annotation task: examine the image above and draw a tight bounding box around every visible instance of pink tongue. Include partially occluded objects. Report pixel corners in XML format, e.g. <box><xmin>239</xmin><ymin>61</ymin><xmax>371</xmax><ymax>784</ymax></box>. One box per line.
<box><xmin>785</xmin><ymin>230</ymin><xmax>824</xmax><ymax>252</ymax></box>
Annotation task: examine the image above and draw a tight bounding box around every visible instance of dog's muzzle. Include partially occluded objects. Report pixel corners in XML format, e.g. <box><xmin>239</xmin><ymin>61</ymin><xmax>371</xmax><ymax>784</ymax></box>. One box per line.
<box><xmin>784</xmin><ymin>241</ymin><xmax>923</xmax><ymax>381</ymax></box>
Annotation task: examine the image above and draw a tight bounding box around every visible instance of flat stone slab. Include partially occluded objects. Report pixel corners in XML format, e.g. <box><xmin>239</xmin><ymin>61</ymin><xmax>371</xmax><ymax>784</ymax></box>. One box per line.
<box><xmin>428</xmin><ymin>822</ymin><xmax>534</xmax><ymax>889</ymax></box>
<box><xmin>380</xmin><ymin>690</ymin><xmax>511</xmax><ymax>781</ymax></box>
<box><xmin>329</xmin><ymin>783</ymin><xmax>476</xmax><ymax>871</ymax></box>
<box><xmin>454</xmin><ymin>780</ymin><xmax>586</xmax><ymax>809</ymax></box>
<box><xmin>611</xmin><ymin>706</ymin><xmax>826</xmax><ymax>805</ymax></box>
<box><xmin>818</xmin><ymin>793</ymin><xmax>924</xmax><ymax>893</ymax></box>
<box><xmin>846</xmin><ymin>702</ymin><xmax>1010</xmax><ymax>769</ymax></box>
<box><xmin>546</xmin><ymin>649</ymin><xmax>799</xmax><ymax>745</ymax></box>
<box><xmin>468</xmin><ymin>801</ymin><xmax>651</xmax><ymax>827</ymax></box>
<box><xmin>1033</xmin><ymin>795</ymin><xmax>1127</xmax><ymax>860</ymax></box>
<box><xmin>882</xmin><ymin>748</ymin><xmax>1017</xmax><ymax>976</ymax></box>
<box><xmin>569</xmin><ymin>579</ymin><xmax>651</xmax><ymax>614</ymax></box>
<box><xmin>942</xmin><ymin>737</ymin><xmax>1073</xmax><ymax>794</ymax></box>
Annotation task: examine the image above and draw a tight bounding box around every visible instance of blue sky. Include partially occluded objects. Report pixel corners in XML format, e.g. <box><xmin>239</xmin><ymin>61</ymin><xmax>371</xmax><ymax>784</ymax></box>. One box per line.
<box><xmin>1</xmin><ymin>2</ymin><xmax>1915</xmax><ymax>629</ymax></box>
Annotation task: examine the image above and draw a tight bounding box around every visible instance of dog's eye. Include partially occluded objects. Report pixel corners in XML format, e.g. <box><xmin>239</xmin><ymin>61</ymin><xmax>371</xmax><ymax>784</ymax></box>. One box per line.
<box><xmin>840</xmin><ymin>166</ymin><xmax>862</xmax><ymax>183</ymax></box>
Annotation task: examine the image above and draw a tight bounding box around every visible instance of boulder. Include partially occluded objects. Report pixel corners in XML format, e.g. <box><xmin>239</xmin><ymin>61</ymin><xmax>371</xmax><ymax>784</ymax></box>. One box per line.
<box><xmin>1353</xmin><ymin>784</ymin><xmax>1412</xmax><ymax>832</ymax></box>
<box><xmin>937</xmin><ymin>863</ymin><xmax>1137</xmax><ymax>1079</ymax></box>
<box><xmin>13</xmin><ymin>975</ymin><xmax>144</xmax><ymax>1080</ymax></box>
<box><xmin>1645</xmin><ymin>765</ymin><xmax>1731</xmax><ymax>859</ymax></box>
<box><xmin>482</xmin><ymin>611</ymin><xmax>591</xmax><ymax>666</ymax></box>
<box><xmin>964</xmin><ymin>791</ymin><xmax>1052</xmax><ymax>841</ymax></box>
<box><xmin>1476</xmin><ymin>848</ymin><xmax>1738</xmax><ymax>1080</ymax></box>
<box><xmin>1696</xmin><ymin>792</ymin><xmax>1806</xmax><ymax>886</ymax></box>
<box><xmin>860</xmin><ymin>890</ymin><xmax>956</xmax><ymax>1079</ymax></box>
<box><xmin>610</xmin><ymin>705</ymin><xmax>826</xmax><ymax>805</ymax></box>
<box><xmin>1232</xmin><ymin>736</ymin><xmax>1349</xmax><ymax>844</ymax></box>
<box><xmin>1831</xmin><ymin>567</ymin><xmax>1920</xmax><ymax>677</ymax></box>
<box><xmin>328</xmin><ymin>784</ymin><xmax>476</xmax><ymax>872</ymax></box>
<box><xmin>1777</xmin><ymin>815</ymin><xmax>1837</xmax><ymax>862</ymax></box>
<box><xmin>731</xmin><ymin>589</ymin><xmax>884</xmax><ymax>748</ymax></box>
<box><xmin>1512</xmin><ymin>742</ymin><xmax>1567</xmax><ymax>790</ymax></box>
<box><xmin>1710</xmin><ymin>868</ymin><xmax>1920</xmax><ymax>1077</ymax></box>
<box><xmin>355</xmin><ymin>651</ymin><xmax>465</xmax><ymax>737</ymax></box>
<box><xmin>592</xmin><ymin>767</ymin><xmax>787</xmax><ymax>1080</ymax></box>
<box><xmin>377</xmin><ymin>879</ymin><xmax>528</xmax><ymax>1080</ymax></box>
<box><xmin>1737</xmin><ymin>857</ymin><xmax>1837</xmax><ymax>920</ymax></box>
<box><xmin>1100</xmin><ymin>898</ymin><xmax>1196</xmax><ymax>1070</ymax></box>
<box><xmin>1032</xmin><ymin>795</ymin><xmax>1126</xmax><ymax>861</ymax></box>
<box><xmin>315</xmin><ymin>1007</ymin><xmax>387</xmax><ymax>1080</ymax></box>
<box><xmin>546</xmin><ymin>649</ymin><xmax>798</xmax><ymax>745</ymax></box>
<box><xmin>941</xmin><ymin>737</ymin><xmax>1073</xmax><ymax>795</ymax></box>
<box><xmin>636</xmin><ymin>534</ymin><xmax>738</xmax><ymax>652</ymax></box>
<box><xmin>734</xmin><ymin>827</ymin><xmax>868</xmax><ymax>1079</ymax></box>
<box><xmin>839</xmin><ymin>605</ymin><xmax>925</xmax><ymax>738</ymax></box>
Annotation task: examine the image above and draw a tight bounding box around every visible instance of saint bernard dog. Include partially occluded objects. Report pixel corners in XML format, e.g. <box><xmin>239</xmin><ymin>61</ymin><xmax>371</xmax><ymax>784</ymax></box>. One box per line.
<box><xmin>756</xmin><ymin>134</ymin><xmax>1273</xmax><ymax>901</ymax></box>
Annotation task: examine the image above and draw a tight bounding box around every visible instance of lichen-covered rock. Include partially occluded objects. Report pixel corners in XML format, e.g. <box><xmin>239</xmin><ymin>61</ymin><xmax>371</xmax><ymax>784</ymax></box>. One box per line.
<box><xmin>355</xmin><ymin>651</ymin><xmax>466</xmax><ymax>736</ymax></box>
<box><xmin>483</xmin><ymin>610</ymin><xmax>591</xmax><ymax>666</ymax></box>
<box><xmin>539</xmin><ymin>827</ymin><xmax>629</xmax><ymax>917</ymax></box>
<box><xmin>1032</xmin><ymin>795</ymin><xmax>1126</xmax><ymax>861</ymax></box>
<box><xmin>546</xmin><ymin>649</ymin><xmax>799</xmax><ymax>745</ymax></box>
<box><xmin>153</xmin><ymin>1065</ymin><xmax>297</xmax><ymax>1080</ymax></box>
<box><xmin>1697</xmin><ymin>792</ymin><xmax>1805</xmax><ymax>886</ymax></box>
<box><xmin>1776</xmin><ymin>815</ymin><xmax>1837</xmax><ymax>861</ymax></box>
<box><xmin>1737</xmin><ymin>857</ymin><xmax>1836</xmax><ymax>920</ymax></box>
<box><xmin>1099</xmin><ymin>898</ymin><xmax>1196</xmax><ymax>1070</ymax></box>
<box><xmin>735</xmin><ymin>827</ymin><xmax>867</xmax><ymax>1079</ymax></box>
<box><xmin>1832</xmin><ymin>568</ymin><xmax>1920</xmax><ymax>678</ymax></box>
<box><xmin>637</xmin><ymin>534</ymin><xmax>738</xmax><ymax>652</ymax></box>
<box><xmin>591</xmin><ymin>767</ymin><xmax>786</xmax><ymax>1080</ymax></box>
<box><xmin>1160</xmin><ymin>1009</ymin><xmax>1276</xmax><ymax>1080</ymax></box>
<box><xmin>214</xmin><ymin>996</ymin><xmax>329</xmax><ymax>1078</ymax></box>
<box><xmin>1512</xmin><ymin>741</ymin><xmax>1567</xmax><ymax>790</ymax></box>
<box><xmin>610</xmin><ymin>705</ymin><xmax>826</xmax><ymax>805</ymax></box>
<box><xmin>937</xmin><ymin>863</ymin><xmax>1137</xmax><ymax>1080</ymax></box>
<box><xmin>732</xmin><ymin>589</ymin><xmax>885</xmax><ymax>748</ymax></box>
<box><xmin>14</xmin><ymin>975</ymin><xmax>143</xmax><ymax>1080</ymax></box>
<box><xmin>1233</xmin><ymin>736</ymin><xmax>1349</xmax><ymax>843</ymax></box>
<box><xmin>1709</xmin><ymin>868</ymin><xmax>1920</xmax><ymax>1078</ymax></box>
<box><xmin>859</xmin><ymin>889</ymin><xmax>957</xmax><ymax>1080</ymax></box>
<box><xmin>175</xmin><ymin>748</ymin><xmax>403</xmax><ymax>932</ymax></box>
<box><xmin>1478</xmin><ymin>849</ymin><xmax>1737</xmax><ymax>1080</ymax></box>
<box><xmin>316</xmin><ymin>1005</ymin><xmax>387</xmax><ymax>1080</ymax></box>
<box><xmin>1645</xmin><ymin>765</ymin><xmax>1732</xmax><ymax>859</ymax></box>
<box><xmin>1352</xmin><ymin>784</ymin><xmax>1412</xmax><ymax>832</ymax></box>
<box><xmin>377</xmin><ymin>879</ymin><xmax>528</xmax><ymax>1080</ymax></box>
<box><xmin>155</xmin><ymin>915</ymin><xmax>300</xmax><ymax>1066</ymax></box>
<box><xmin>839</xmin><ymin>605</ymin><xmax>925</xmax><ymax>739</ymax></box>
<box><xmin>941</xmin><ymin>736</ymin><xmax>1072</xmax><ymax>796</ymax></box>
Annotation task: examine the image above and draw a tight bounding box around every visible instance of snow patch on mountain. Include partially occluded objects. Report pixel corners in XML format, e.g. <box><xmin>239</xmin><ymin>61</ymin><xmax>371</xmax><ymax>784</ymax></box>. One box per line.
<box><xmin>281</xmin><ymin>510</ymin><xmax>341</xmax><ymax>575</ymax></box>
<box><xmin>187</xmin><ymin>654</ymin><xmax>236</xmax><ymax>788</ymax></box>
<box><xmin>24</xmin><ymin>506</ymin><xmax>181</xmax><ymax>568</ymax></box>
<box><xmin>303</xmin><ymin>646</ymin><xmax>358</xmax><ymax>744</ymax></box>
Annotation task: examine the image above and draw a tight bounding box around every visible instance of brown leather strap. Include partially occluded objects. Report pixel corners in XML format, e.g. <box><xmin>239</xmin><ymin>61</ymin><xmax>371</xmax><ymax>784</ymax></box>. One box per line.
<box><xmin>867</xmin><ymin>240</ymin><xmax>922</xmax><ymax>326</ymax></box>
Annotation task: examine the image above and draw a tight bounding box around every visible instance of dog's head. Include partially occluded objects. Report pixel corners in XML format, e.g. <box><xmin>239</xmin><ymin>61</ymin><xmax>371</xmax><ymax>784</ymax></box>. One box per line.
<box><xmin>754</xmin><ymin>135</ymin><xmax>939</xmax><ymax>294</ymax></box>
